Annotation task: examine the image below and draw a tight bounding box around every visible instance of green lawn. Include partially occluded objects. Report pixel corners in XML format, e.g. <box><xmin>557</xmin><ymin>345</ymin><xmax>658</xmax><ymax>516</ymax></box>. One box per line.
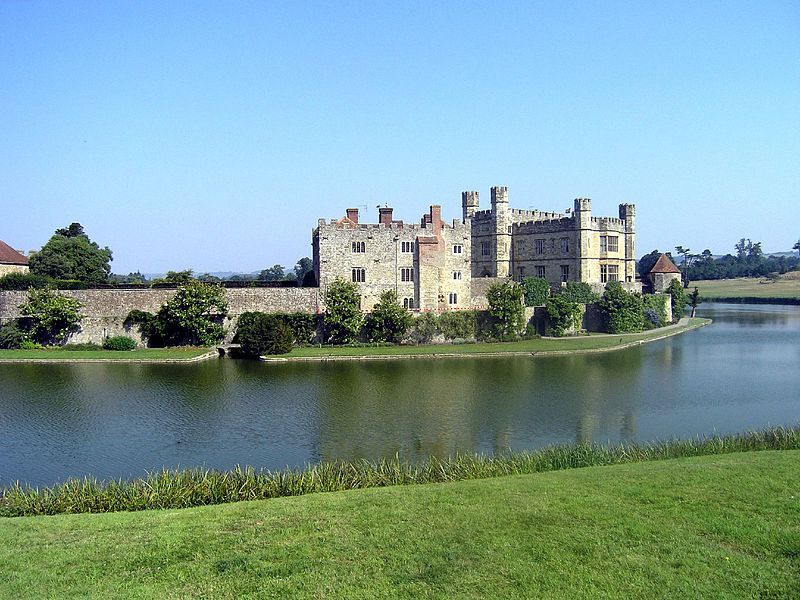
<box><xmin>0</xmin><ymin>347</ymin><xmax>212</xmax><ymax>361</ymax></box>
<box><xmin>691</xmin><ymin>276</ymin><xmax>800</xmax><ymax>299</ymax></box>
<box><xmin>284</xmin><ymin>318</ymin><xmax>709</xmax><ymax>358</ymax></box>
<box><xmin>1</xmin><ymin>450</ymin><xmax>797</xmax><ymax>598</ymax></box>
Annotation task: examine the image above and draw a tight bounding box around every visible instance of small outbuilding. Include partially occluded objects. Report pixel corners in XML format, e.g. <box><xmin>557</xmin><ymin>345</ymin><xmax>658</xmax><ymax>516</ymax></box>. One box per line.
<box><xmin>648</xmin><ymin>253</ymin><xmax>682</xmax><ymax>292</ymax></box>
<box><xmin>0</xmin><ymin>239</ymin><xmax>29</xmax><ymax>276</ymax></box>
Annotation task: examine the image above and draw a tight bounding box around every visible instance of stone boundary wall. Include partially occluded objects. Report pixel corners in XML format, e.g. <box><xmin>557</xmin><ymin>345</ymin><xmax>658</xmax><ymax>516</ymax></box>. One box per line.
<box><xmin>0</xmin><ymin>288</ymin><xmax>321</xmax><ymax>346</ymax></box>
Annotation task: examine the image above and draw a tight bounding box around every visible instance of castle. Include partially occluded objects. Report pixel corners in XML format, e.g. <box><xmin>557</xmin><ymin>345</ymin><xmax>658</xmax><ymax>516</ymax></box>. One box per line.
<box><xmin>313</xmin><ymin>187</ymin><xmax>638</xmax><ymax>311</ymax></box>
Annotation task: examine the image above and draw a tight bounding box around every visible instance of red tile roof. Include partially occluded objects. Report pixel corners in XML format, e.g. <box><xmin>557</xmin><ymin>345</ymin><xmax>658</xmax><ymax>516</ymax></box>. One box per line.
<box><xmin>649</xmin><ymin>253</ymin><xmax>681</xmax><ymax>274</ymax></box>
<box><xmin>0</xmin><ymin>240</ymin><xmax>28</xmax><ymax>265</ymax></box>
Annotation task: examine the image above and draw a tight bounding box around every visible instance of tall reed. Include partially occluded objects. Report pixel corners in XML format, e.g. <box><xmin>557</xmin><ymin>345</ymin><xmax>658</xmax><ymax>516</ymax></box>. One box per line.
<box><xmin>2</xmin><ymin>425</ymin><xmax>798</xmax><ymax>517</ymax></box>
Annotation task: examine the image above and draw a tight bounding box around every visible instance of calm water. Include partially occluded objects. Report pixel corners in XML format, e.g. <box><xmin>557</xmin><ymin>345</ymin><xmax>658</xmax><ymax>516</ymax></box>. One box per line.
<box><xmin>1</xmin><ymin>303</ymin><xmax>798</xmax><ymax>487</ymax></box>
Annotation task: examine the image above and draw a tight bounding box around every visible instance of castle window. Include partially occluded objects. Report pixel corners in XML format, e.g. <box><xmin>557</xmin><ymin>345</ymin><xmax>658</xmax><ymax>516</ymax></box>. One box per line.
<box><xmin>453</xmin><ymin>270</ymin><xmax>462</xmax><ymax>280</ymax></box>
<box><xmin>600</xmin><ymin>264</ymin><xmax>619</xmax><ymax>283</ymax></box>
<box><xmin>518</xmin><ymin>266</ymin><xmax>525</xmax><ymax>281</ymax></box>
<box><xmin>403</xmin><ymin>297</ymin><xmax>415</xmax><ymax>309</ymax></box>
<box><xmin>453</xmin><ymin>244</ymin><xmax>463</xmax><ymax>254</ymax></box>
<box><xmin>536</xmin><ymin>266</ymin><xmax>546</xmax><ymax>278</ymax></box>
<box><xmin>535</xmin><ymin>239</ymin><xmax>545</xmax><ymax>255</ymax></box>
<box><xmin>607</xmin><ymin>236</ymin><xmax>619</xmax><ymax>252</ymax></box>
<box><xmin>561</xmin><ymin>237</ymin><xmax>569</xmax><ymax>253</ymax></box>
<box><xmin>351</xmin><ymin>268</ymin><xmax>366</xmax><ymax>283</ymax></box>
<box><xmin>401</xmin><ymin>241</ymin><xmax>415</xmax><ymax>253</ymax></box>
<box><xmin>560</xmin><ymin>265</ymin><xmax>570</xmax><ymax>282</ymax></box>
<box><xmin>600</xmin><ymin>236</ymin><xmax>607</xmax><ymax>252</ymax></box>
<box><xmin>352</xmin><ymin>241</ymin><xmax>365</xmax><ymax>253</ymax></box>
<box><xmin>401</xmin><ymin>267</ymin><xmax>414</xmax><ymax>282</ymax></box>
<box><xmin>448</xmin><ymin>292</ymin><xmax>458</xmax><ymax>305</ymax></box>
<box><xmin>481</xmin><ymin>241</ymin><xmax>490</xmax><ymax>256</ymax></box>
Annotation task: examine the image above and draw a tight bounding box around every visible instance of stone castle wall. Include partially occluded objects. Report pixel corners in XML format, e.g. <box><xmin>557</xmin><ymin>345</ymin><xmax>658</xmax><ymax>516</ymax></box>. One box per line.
<box><xmin>0</xmin><ymin>288</ymin><xmax>320</xmax><ymax>346</ymax></box>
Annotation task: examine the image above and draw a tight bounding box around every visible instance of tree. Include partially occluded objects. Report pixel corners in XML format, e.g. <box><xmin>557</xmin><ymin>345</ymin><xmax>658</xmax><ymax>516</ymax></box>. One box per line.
<box><xmin>689</xmin><ymin>287</ymin><xmax>702</xmax><ymax>318</ymax></box>
<box><xmin>560</xmin><ymin>281</ymin><xmax>600</xmax><ymax>304</ymax></box>
<box><xmin>486</xmin><ymin>280</ymin><xmax>525</xmax><ymax>339</ymax></box>
<box><xmin>667</xmin><ymin>278</ymin><xmax>686</xmax><ymax>322</ymax></box>
<box><xmin>545</xmin><ymin>295</ymin><xmax>582</xmax><ymax>337</ymax></box>
<box><xmin>365</xmin><ymin>290</ymin><xmax>413</xmax><ymax>343</ymax></box>
<box><xmin>598</xmin><ymin>281</ymin><xmax>644</xmax><ymax>333</ymax></box>
<box><xmin>18</xmin><ymin>286</ymin><xmax>83</xmax><ymax>345</ymax></box>
<box><xmin>258</xmin><ymin>265</ymin><xmax>286</xmax><ymax>282</ymax></box>
<box><xmin>637</xmin><ymin>249</ymin><xmax>662</xmax><ymax>279</ymax></box>
<box><xmin>236</xmin><ymin>312</ymin><xmax>293</xmax><ymax>357</ymax></box>
<box><xmin>156</xmin><ymin>281</ymin><xmax>228</xmax><ymax>346</ymax></box>
<box><xmin>323</xmin><ymin>278</ymin><xmax>363</xmax><ymax>344</ymax></box>
<box><xmin>794</xmin><ymin>240</ymin><xmax>800</xmax><ymax>258</ymax></box>
<box><xmin>29</xmin><ymin>223</ymin><xmax>112</xmax><ymax>284</ymax></box>
<box><xmin>521</xmin><ymin>277</ymin><xmax>550</xmax><ymax>306</ymax></box>
<box><xmin>294</xmin><ymin>258</ymin><xmax>313</xmax><ymax>284</ymax></box>
<box><xmin>674</xmin><ymin>246</ymin><xmax>697</xmax><ymax>288</ymax></box>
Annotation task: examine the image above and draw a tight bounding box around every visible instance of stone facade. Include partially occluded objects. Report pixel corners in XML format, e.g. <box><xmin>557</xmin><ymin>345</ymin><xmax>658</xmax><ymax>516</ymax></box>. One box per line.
<box><xmin>314</xmin><ymin>187</ymin><xmax>639</xmax><ymax>311</ymax></box>
<box><xmin>0</xmin><ymin>263</ymin><xmax>29</xmax><ymax>277</ymax></box>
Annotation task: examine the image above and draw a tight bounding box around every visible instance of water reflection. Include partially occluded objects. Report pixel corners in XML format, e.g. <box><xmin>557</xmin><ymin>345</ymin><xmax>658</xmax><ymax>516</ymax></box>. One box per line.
<box><xmin>1</xmin><ymin>303</ymin><xmax>798</xmax><ymax>486</ymax></box>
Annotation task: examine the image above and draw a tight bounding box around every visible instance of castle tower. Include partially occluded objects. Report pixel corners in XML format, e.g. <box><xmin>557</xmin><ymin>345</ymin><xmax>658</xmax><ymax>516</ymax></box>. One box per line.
<box><xmin>574</xmin><ymin>198</ymin><xmax>593</xmax><ymax>282</ymax></box>
<box><xmin>619</xmin><ymin>203</ymin><xmax>636</xmax><ymax>282</ymax></box>
<box><xmin>462</xmin><ymin>191</ymin><xmax>479</xmax><ymax>221</ymax></box>
<box><xmin>491</xmin><ymin>186</ymin><xmax>511</xmax><ymax>277</ymax></box>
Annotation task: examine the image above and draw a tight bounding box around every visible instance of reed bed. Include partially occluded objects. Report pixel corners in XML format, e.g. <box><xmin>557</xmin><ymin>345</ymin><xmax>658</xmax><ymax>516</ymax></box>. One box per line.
<box><xmin>3</xmin><ymin>425</ymin><xmax>798</xmax><ymax>517</ymax></box>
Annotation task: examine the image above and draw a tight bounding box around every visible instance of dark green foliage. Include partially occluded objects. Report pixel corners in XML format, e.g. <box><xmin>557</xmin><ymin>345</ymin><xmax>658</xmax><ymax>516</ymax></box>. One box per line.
<box><xmin>18</xmin><ymin>286</ymin><xmax>83</xmax><ymax>345</ymax></box>
<box><xmin>487</xmin><ymin>281</ymin><xmax>525</xmax><ymax>339</ymax></box>
<box><xmin>2</xmin><ymin>425</ymin><xmax>797</xmax><ymax>517</ymax></box>
<box><xmin>323</xmin><ymin>278</ymin><xmax>363</xmax><ymax>344</ymax></box>
<box><xmin>258</xmin><ymin>265</ymin><xmax>286</xmax><ymax>282</ymax></box>
<box><xmin>545</xmin><ymin>296</ymin><xmax>582</xmax><ymax>337</ymax></box>
<box><xmin>437</xmin><ymin>310</ymin><xmax>477</xmax><ymax>340</ymax></box>
<box><xmin>560</xmin><ymin>281</ymin><xmax>600</xmax><ymax>304</ymax></box>
<box><xmin>599</xmin><ymin>281</ymin><xmax>644</xmax><ymax>333</ymax></box>
<box><xmin>301</xmin><ymin>270</ymin><xmax>317</xmax><ymax>287</ymax></box>
<box><xmin>236</xmin><ymin>312</ymin><xmax>293</xmax><ymax>356</ymax></box>
<box><xmin>365</xmin><ymin>290</ymin><xmax>413</xmax><ymax>343</ymax></box>
<box><xmin>0</xmin><ymin>272</ymin><xmax>53</xmax><ymax>290</ymax></box>
<box><xmin>0</xmin><ymin>320</ymin><xmax>27</xmax><ymax>349</ymax></box>
<box><xmin>408</xmin><ymin>312</ymin><xmax>438</xmax><ymax>344</ymax></box>
<box><xmin>102</xmin><ymin>336</ymin><xmax>137</xmax><ymax>351</ymax></box>
<box><xmin>667</xmin><ymin>279</ymin><xmax>686</xmax><ymax>322</ymax></box>
<box><xmin>637</xmin><ymin>249</ymin><xmax>664</xmax><ymax>279</ymax></box>
<box><xmin>157</xmin><ymin>281</ymin><xmax>228</xmax><ymax>346</ymax></box>
<box><xmin>521</xmin><ymin>277</ymin><xmax>550</xmax><ymax>306</ymax></box>
<box><xmin>684</xmin><ymin>240</ymin><xmax>800</xmax><ymax>280</ymax></box>
<box><xmin>293</xmin><ymin>257</ymin><xmax>313</xmax><ymax>284</ymax></box>
<box><xmin>29</xmin><ymin>224</ymin><xmax>112</xmax><ymax>284</ymax></box>
<box><xmin>689</xmin><ymin>287</ymin><xmax>702</xmax><ymax>317</ymax></box>
<box><xmin>273</xmin><ymin>313</ymin><xmax>318</xmax><ymax>345</ymax></box>
<box><xmin>642</xmin><ymin>294</ymin><xmax>668</xmax><ymax>329</ymax></box>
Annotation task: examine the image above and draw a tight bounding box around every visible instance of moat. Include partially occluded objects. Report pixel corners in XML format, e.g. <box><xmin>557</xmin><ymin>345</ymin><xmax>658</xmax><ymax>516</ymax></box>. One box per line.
<box><xmin>1</xmin><ymin>303</ymin><xmax>798</xmax><ymax>487</ymax></box>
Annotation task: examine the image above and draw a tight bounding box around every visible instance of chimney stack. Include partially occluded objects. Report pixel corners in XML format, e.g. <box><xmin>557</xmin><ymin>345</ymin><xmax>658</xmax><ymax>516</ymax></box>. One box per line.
<box><xmin>429</xmin><ymin>205</ymin><xmax>442</xmax><ymax>230</ymax></box>
<box><xmin>346</xmin><ymin>208</ymin><xmax>359</xmax><ymax>224</ymax></box>
<box><xmin>379</xmin><ymin>206</ymin><xmax>393</xmax><ymax>226</ymax></box>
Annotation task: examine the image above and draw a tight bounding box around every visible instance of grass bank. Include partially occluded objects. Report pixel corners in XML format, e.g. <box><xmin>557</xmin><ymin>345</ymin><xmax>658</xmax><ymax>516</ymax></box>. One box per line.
<box><xmin>0</xmin><ymin>347</ymin><xmax>213</xmax><ymax>362</ymax></box>
<box><xmin>2</xmin><ymin>424</ymin><xmax>796</xmax><ymax>517</ymax></box>
<box><xmin>1</xmin><ymin>450</ymin><xmax>798</xmax><ymax>598</ymax></box>
<box><xmin>279</xmin><ymin>317</ymin><xmax>709</xmax><ymax>360</ymax></box>
<box><xmin>690</xmin><ymin>276</ymin><xmax>800</xmax><ymax>302</ymax></box>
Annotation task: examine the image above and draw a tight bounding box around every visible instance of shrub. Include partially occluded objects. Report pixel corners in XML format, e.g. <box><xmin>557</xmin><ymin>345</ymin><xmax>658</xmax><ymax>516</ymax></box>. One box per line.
<box><xmin>0</xmin><ymin>272</ymin><xmax>53</xmax><ymax>290</ymax></box>
<box><xmin>598</xmin><ymin>281</ymin><xmax>644</xmax><ymax>334</ymax></box>
<box><xmin>560</xmin><ymin>281</ymin><xmax>600</xmax><ymax>304</ymax></box>
<box><xmin>18</xmin><ymin>286</ymin><xmax>83</xmax><ymax>345</ymax></box>
<box><xmin>408</xmin><ymin>313</ymin><xmax>438</xmax><ymax>344</ymax></box>
<box><xmin>19</xmin><ymin>340</ymin><xmax>43</xmax><ymax>350</ymax></box>
<box><xmin>236</xmin><ymin>312</ymin><xmax>294</xmax><ymax>357</ymax></box>
<box><xmin>273</xmin><ymin>313</ymin><xmax>318</xmax><ymax>345</ymax></box>
<box><xmin>156</xmin><ymin>281</ymin><xmax>228</xmax><ymax>346</ymax></box>
<box><xmin>437</xmin><ymin>311</ymin><xmax>477</xmax><ymax>340</ymax></box>
<box><xmin>124</xmin><ymin>310</ymin><xmax>164</xmax><ymax>347</ymax></box>
<box><xmin>103</xmin><ymin>336</ymin><xmax>137</xmax><ymax>351</ymax></box>
<box><xmin>642</xmin><ymin>294</ymin><xmax>668</xmax><ymax>329</ymax></box>
<box><xmin>667</xmin><ymin>279</ymin><xmax>686</xmax><ymax>322</ymax></box>
<box><xmin>545</xmin><ymin>296</ymin><xmax>583</xmax><ymax>337</ymax></box>
<box><xmin>0</xmin><ymin>320</ymin><xmax>27</xmax><ymax>349</ymax></box>
<box><xmin>643</xmin><ymin>309</ymin><xmax>660</xmax><ymax>329</ymax></box>
<box><xmin>323</xmin><ymin>278</ymin><xmax>363</xmax><ymax>344</ymax></box>
<box><xmin>62</xmin><ymin>343</ymin><xmax>102</xmax><ymax>351</ymax></box>
<box><xmin>487</xmin><ymin>281</ymin><xmax>525</xmax><ymax>340</ymax></box>
<box><xmin>364</xmin><ymin>290</ymin><xmax>412</xmax><ymax>343</ymax></box>
<box><xmin>521</xmin><ymin>277</ymin><xmax>550</xmax><ymax>307</ymax></box>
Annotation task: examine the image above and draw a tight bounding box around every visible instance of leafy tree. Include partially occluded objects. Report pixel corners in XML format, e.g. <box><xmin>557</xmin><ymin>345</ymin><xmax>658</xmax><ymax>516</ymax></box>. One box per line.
<box><xmin>0</xmin><ymin>320</ymin><xmax>28</xmax><ymax>349</ymax></box>
<box><xmin>674</xmin><ymin>246</ymin><xmax>697</xmax><ymax>288</ymax></box>
<box><xmin>794</xmin><ymin>240</ymin><xmax>800</xmax><ymax>257</ymax></box>
<box><xmin>637</xmin><ymin>249</ymin><xmax>663</xmax><ymax>279</ymax></box>
<box><xmin>156</xmin><ymin>281</ymin><xmax>228</xmax><ymax>346</ymax></box>
<box><xmin>294</xmin><ymin>258</ymin><xmax>313</xmax><ymax>284</ymax></box>
<box><xmin>236</xmin><ymin>312</ymin><xmax>293</xmax><ymax>357</ymax></box>
<box><xmin>521</xmin><ymin>277</ymin><xmax>550</xmax><ymax>306</ymax></box>
<box><xmin>437</xmin><ymin>311</ymin><xmax>477</xmax><ymax>340</ymax></box>
<box><xmin>323</xmin><ymin>278</ymin><xmax>363</xmax><ymax>344</ymax></box>
<box><xmin>18</xmin><ymin>286</ymin><xmax>83</xmax><ymax>345</ymax></box>
<box><xmin>29</xmin><ymin>223</ymin><xmax>112</xmax><ymax>284</ymax></box>
<box><xmin>109</xmin><ymin>271</ymin><xmax>147</xmax><ymax>284</ymax></box>
<box><xmin>487</xmin><ymin>280</ymin><xmax>525</xmax><ymax>339</ymax></box>
<box><xmin>667</xmin><ymin>278</ymin><xmax>686</xmax><ymax>322</ymax></box>
<box><xmin>408</xmin><ymin>312</ymin><xmax>438</xmax><ymax>344</ymax></box>
<box><xmin>598</xmin><ymin>281</ymin><xmax>644</xmax><ymax>333</ymax></box>
<box><xmin>545</xmin><ymin>295</ymin><xmax>582</xmax><ymax>337</ymax></box>
<box><xmin>165</xmin><ymin>270</ymin><xmax>194</xmax><ymax>283</ymax></box>
<box><xmin>258</xmin><ymin>265</ymin><xmax>286</xmax><ymax>282</ymax></box>
<box><xmin>560</xmin><ymin>281</ymin><xmax>600</xmax><ymax>304</ymax></box>
<box><xmin>197</xmin><ymin>273</ymin><xmax>222</xmax><ymax>283</ymax></box>
<box><xmin>365</xmin><ymin>290</ymin><xmax>413</xmax><ymax>343</ymax></box>
<box><xmin>689</xmin><ymin>287</ymin><xmax>702</xmax><ymax>318</ymax></box>
<box><xmin>642</xmin><ymin>294</ymin><xmax>668</xmax><ymax>329</ymax></box>
<box><xmin>0</xmin><ymin>272</ymin><xmax>53</xmax><ymax>290</ymax></box>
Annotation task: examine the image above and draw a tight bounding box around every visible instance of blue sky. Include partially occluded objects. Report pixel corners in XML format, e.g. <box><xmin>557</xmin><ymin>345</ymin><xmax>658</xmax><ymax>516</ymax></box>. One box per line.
<box><xmin>2</xmin><ymin>1</ymin><xmax>798</xmax><ymax>274</ymax></box>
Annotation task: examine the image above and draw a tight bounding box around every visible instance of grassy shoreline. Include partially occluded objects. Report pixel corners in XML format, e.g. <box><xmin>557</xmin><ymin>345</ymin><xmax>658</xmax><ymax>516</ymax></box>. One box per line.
<box><xmin>0</xmin><ymin>347</ymin><xmax>214</xmax><ymax>363</ymax></box>
<box><xmin>690</xmin><ymin>276</ymin><xmax>800</xmax><ymax>301</ymax></box>
<box><xmin>271</xmin><ymin>317</ymin><xmax>710</xmax><ymax>361</ymax></box>
<box><xmin>1</xmin><ymin>449</ymin><xmax>798</xmax><ymax>597</ymax></box>
<box><xmin>2</xmin><ymin>423</ymin><xmax>795</xmax><ymax>517</ymax></box>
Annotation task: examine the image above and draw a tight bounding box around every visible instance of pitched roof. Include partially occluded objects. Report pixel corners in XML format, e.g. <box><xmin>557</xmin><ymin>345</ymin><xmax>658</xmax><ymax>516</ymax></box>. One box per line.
<box><xmin>0</xmin><ymin>240</ymin><xmax>28</xmax><ymax>265</ymax></box>
<box><xmin>649</xmin><ymin>253</ymin><xmax>681</xmax><ymax>274</ymax></box>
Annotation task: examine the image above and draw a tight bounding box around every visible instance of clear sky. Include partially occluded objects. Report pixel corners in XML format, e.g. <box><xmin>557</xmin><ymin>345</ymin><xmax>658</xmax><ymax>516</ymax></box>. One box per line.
<box><xmin>2</xmin><ymin>1</ymin><xmax>798</xmax><ymax>274</ymax></box>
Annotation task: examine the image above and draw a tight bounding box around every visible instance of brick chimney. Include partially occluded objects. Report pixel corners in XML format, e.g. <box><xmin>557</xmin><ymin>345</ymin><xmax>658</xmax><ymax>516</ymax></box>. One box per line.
<box><xmin>379</xmin><ymin>207</ymin><xmax>393</xmax><ymax>226</ymax></box>
<box><xmin>429</xmin><ymin>205</ymin><xmax>442</xmax><ymax>230</ymax></box>
<box><xmin>346</xmin><ymin>208</ymin><xmax>359</xmax><ymax>223</ymax></box>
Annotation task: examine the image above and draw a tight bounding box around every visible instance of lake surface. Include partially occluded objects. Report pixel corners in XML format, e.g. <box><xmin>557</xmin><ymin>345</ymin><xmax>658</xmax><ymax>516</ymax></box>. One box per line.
<box><xmin>1</xmin><ymin>303</ymin><xmax>798</xmax><ymax>487</ymax></box>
